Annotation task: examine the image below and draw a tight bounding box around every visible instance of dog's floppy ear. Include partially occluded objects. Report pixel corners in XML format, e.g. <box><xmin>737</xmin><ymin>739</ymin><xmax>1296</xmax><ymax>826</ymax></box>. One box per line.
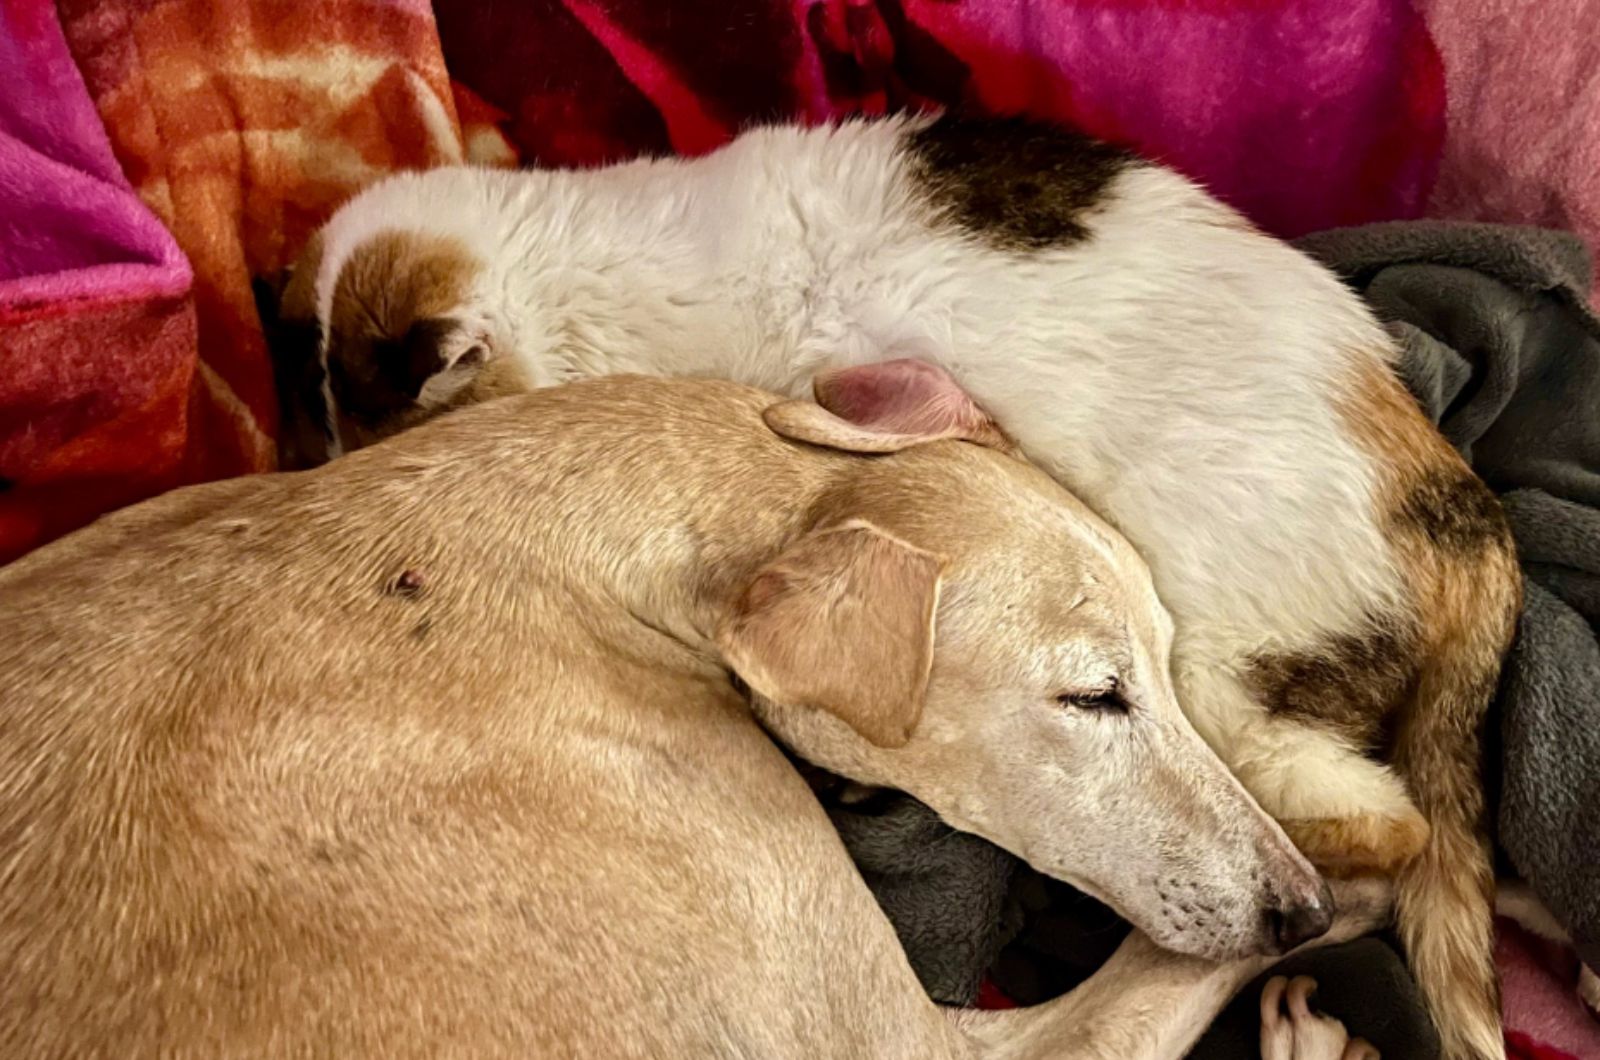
<box><xmin>717</xmin><ymin>521</ymin><xmax>943</xmax><ymax>749</ymax></box>
<box><xmin>764</xmin><ymin>358</ymin><xmax>1016</xmax><ymax>455</ymax></box>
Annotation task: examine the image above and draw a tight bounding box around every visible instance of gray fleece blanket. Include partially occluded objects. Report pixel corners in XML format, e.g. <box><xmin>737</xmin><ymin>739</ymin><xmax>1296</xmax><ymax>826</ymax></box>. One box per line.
<box><xmin>820</xmin><ymin>221</ymin><xmax>1600</xmax><ymax>1031</ymax></box>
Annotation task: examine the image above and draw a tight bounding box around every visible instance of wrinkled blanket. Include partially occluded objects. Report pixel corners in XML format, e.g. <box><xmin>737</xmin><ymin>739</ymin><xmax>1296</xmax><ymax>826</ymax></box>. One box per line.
<box><xmin>436</xmin><ymin>0</ymin><xmax>1445</xmax><ymax>237</ymax></box>
<box><xmin>434</xmin><ymin>0</ymin><xmax>1600</xmax><ymax>308</ymax></box>
<box><xmin>1298</xmin><ymin>222</ymin><xmax>1600</xmax><ymax>974</ymax></box>
<box><xmin>0</xmin><ymin>0</ymin><xmax>194</xmax><ymax>559</ymax></box>
<box><xmin>6</xmin><ymin>0</ymin><xmax>1600</xmax><ymax>1052</ymax></box>
<box><xmin>0</xmin><ymin>0</ymin><xmax>467</xmax><ymax>563</ymax></box>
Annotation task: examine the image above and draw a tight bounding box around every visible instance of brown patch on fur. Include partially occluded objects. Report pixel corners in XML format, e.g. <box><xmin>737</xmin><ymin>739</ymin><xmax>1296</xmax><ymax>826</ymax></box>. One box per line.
<box><xmin>1337</xmin><ymin>354</ymin><xmax>1522</xmax><ymax>1060</ymax></box>
<box><xmin>1281</xmin><ymin>811</ymin><xmax>1430</xmax><ymax>878</ymax></box>
<box><xmin>1398</xmin><ymin>465</ymin><xmax>1510</xmax><ymax>558</ymax></box>
<box><xmin>325</xmin><ymin>230</ymin><xmax>483</xmax><ymax>432</ymax></box>
<box><xmin>1246</xmin><ymin>622</ymin><xmax>1416</xmax><ymax>751</ymax></box>
<box><xmin>904</xmin><ymin>114</ymin><xmax>1137</xmax><ymax>250</ymax></box>
<box><xmin>336</xmin><ymin>351</ymin><xmax>532</xmax><ymax>453</ymax></box>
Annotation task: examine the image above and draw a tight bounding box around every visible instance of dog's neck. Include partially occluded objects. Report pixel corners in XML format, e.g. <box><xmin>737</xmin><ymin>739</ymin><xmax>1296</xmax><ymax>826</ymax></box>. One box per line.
<box><xmin>393</xmin><ymin>378</ymin><xmax>844</xmax><ymax>673</ymax></box>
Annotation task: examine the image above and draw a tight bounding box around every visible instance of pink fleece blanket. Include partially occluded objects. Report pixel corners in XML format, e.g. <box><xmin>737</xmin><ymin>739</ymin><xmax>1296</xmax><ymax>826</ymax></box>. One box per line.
<box><xmin>0</xmin><ymin>0</ymin><xmax>195</xmax><ymax>558</ymax></box>
<box><xmin>438</xmin><ymin>0</ymin><xmax>1446</xmax><ymax>237</ymax></box>
<box><xmin>0</xmin><ymin>0</ymin><xmax>461</xmax><ymax>563</ymax></box>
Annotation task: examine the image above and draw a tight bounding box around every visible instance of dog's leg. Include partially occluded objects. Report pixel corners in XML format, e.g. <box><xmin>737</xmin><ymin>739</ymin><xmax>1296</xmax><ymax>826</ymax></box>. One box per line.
<box><xmin>1259</xmin><ymin>976</ymin><xmax>1379</xmax><ymax>1060</ymax></box>
<box><xmin>1179</xmin><ymin>667</ymin><xmax>1428</xmax><ymax>876</ymax></box>
<box><xmin>951</xmin><ymin>879</ymin><xmax>1393</xmax><ymax>1060</ymax></box>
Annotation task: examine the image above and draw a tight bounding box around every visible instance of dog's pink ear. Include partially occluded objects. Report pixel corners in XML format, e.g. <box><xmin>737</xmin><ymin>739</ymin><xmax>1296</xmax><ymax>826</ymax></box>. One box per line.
<box><xmin>716</xmin><ymin>521</ymin><xmax>942</xmax><ymax>749</ymax></box>
<box><xmin>763</xmin><ymin>359</ymin><xmax>1015</xmax><ymax>455</ymax></box>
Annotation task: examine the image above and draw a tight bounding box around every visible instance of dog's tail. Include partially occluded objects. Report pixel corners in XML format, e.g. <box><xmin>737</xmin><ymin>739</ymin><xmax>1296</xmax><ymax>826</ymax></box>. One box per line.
<box><xmin>1390</xmin><ymin>495</ymin><xmax>1520</xmax><ymax>1060</ymax></box>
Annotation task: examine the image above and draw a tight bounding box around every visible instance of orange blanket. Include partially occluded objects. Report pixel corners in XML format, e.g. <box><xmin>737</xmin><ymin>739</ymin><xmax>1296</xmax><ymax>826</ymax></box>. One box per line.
<box><xmin>1</xmin><ymin>0</ymin><xmax>472</xmax><ymax>562</ymax></box>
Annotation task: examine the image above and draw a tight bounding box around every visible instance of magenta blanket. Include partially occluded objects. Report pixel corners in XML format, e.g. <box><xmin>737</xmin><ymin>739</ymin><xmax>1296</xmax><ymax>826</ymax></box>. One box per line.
<box><xmin>439</xmin><ymin>0</ymin><xmax>1446</xmax><ymax>239</ymax></box>
<box><xmin>0</xmin><ymin>0</ymin><xmax>195</xmax><ymax>560</ymax></box>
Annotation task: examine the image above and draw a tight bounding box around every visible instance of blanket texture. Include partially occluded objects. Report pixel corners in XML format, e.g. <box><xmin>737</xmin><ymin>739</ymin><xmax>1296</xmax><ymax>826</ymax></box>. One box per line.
<box><xmin>1421</xmin><ymin>0</ymin><xmax>1600</xmax><ymax>304</ymax></box>
<box><xmin>1495</xmin><ymin>918</ymin><xmax>1600</xmax><ymax>1058</ymax></box>
<box><xmin>0</xmin><ymin>0</ymin><xmax>466</xmax><ymax>563</ymax></box>
<box><xmin>435</xmin><ymin>0</ymin><xmax>1445</xmax><ymax>237</ymax></box>
<box><xmin>0</xmin><ymin>0</ymin><xmax>194</xmax><ymax>561</ymax></box>
<box><xmin>1297</xmin><ymin>222</ymin><xmax>1600</xmax><ymax>972</ymax></box>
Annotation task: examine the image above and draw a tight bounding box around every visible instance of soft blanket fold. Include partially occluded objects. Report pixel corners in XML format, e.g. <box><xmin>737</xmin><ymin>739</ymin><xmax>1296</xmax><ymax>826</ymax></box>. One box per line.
<box><xmin>1</xmin><ymin>0</ymin><xmax>467</xmax><ymax>564</ymax></box>
<box><xmin>0</xmin><ymin>0</ymin><xmax>195</xmax><ymax>559</ymax></box>
<box><xmin>1298</xmin><ymin>222</ymin><xmax>1600</xmax><ymax>975</ymax></box>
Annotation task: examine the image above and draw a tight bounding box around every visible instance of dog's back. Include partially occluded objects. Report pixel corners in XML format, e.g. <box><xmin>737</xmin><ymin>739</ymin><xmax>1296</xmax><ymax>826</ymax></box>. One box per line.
<box><xmin>0</xmin><ymin>380</ymin><xmax>962</xmax><ymax>1058</ymax></box>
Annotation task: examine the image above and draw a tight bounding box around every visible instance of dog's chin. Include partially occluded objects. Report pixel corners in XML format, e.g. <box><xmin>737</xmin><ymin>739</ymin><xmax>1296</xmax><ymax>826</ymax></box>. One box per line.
<box><xmin>1149</xmin><ymin>925</ymin><xmax>1268</xmax><ymax>963</ymax></box>
<box><xmin>1112</xmin><ymin>904</ymin><xmax>1266</xmax><ymax>962</ymax></box>
<box><xmin>1044</xmin><ymin>866</ymin><xmax>1266</xmax><ymax>962</ymax></box>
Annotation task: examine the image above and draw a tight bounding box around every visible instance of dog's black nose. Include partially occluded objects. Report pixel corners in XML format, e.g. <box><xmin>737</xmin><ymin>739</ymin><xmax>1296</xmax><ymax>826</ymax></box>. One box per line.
<box><xmin>1268</xmin><ymin>882</ymin><xmax>1334</xmax><ymax>952</ymax></box>
<box><xmin>1260</xmin><ymin>877</ymin><xmax>1337</xmax><ymax>954</ymax></box>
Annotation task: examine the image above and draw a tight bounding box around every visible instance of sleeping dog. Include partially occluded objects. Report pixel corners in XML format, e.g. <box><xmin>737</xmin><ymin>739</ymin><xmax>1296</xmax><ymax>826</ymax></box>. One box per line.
<box><xmin>278</xmin><ymin>114</ymin><xmax>1520</xmax><ymax>1059</ymax></box>
<box><xmin>2</xmin><ymin>369</ymin><xmax>1378</xmax><ymax>1057</ymax></box>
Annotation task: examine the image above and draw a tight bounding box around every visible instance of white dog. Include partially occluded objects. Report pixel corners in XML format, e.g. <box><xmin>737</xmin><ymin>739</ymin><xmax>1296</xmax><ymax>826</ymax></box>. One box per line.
<box><xmin>281</xmin><ymin>113</ymin><xmax>1521</xmax><ymax>1059</ymax></box>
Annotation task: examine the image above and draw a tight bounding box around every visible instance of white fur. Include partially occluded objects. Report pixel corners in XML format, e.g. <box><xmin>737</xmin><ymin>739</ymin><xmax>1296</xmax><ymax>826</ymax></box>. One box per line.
<box><xmin>314</xmin><ymin>115</ymin><xmax>1415</xmax><ymax>828</ymax></box>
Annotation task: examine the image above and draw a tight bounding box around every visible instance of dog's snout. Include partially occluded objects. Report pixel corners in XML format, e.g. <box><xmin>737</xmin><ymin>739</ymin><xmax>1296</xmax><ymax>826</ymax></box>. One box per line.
<box><xmin>1266</xmin><ymin>879</ymin><xmax>1334</xmax><ymax>953</ymax></box>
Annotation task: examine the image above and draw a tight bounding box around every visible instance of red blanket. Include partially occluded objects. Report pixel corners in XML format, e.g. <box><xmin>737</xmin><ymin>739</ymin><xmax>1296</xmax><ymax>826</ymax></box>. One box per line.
<box><xmin>0</xmin><ymin>0</ymin><xmax>464</xmax><ymax>562</ymax></box>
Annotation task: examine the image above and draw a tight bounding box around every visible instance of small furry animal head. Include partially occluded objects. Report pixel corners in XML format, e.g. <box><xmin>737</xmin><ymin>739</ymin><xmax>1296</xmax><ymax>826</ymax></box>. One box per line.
<box><xmin>272</xmin><ymin>191</ymin><xmax>524</xmax><ymax>464</ymax></box>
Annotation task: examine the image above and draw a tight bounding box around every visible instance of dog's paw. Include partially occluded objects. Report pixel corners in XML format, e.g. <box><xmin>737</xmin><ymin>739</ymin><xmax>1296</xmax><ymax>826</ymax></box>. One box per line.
<box><xmin>1259</xmin><ymin>976</ymin><xmax>1380</xmax><ymax>1060</ymax></box>
<box><xmin>1281</xmin><ymin>812</ymin><xmax>1429</xmax><ymax>878</ymax></box>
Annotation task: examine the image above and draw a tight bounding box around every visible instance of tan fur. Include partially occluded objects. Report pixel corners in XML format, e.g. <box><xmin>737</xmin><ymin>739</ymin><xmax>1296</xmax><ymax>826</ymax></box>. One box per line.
<box><xmin>0</xmin><ymin>375</ymin><xmax>1357</xmax><ymax>1059</ymax></box>
<box><xmin>277</xmin><ymin>134</ymin><xmax>1522</xmax><ymax>1054</ymax></box>
<box><xmin>1332</xmin><ymin>356</ymin><xmax>1522</xmax><ymax>1060</ymax></box>
<box><xmin>329</xmin><ymin>230</ymin><xmax>479</xmax><ymax>349</ymax></box>
<box><xmin>718</xmin><ymin>522</ymin><xmax>943</xmax><ymax>748</ymax></box>
<box><xmin>1281</xmin><ymin>813</ymin><xmax>1431</xmax><ymax>879</ymax></box>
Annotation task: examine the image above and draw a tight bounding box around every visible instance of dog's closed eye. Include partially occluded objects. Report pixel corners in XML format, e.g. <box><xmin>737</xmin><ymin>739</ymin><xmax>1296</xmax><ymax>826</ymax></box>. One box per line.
<box><xmin>1056</xmin><ymin>678</ymin><xmax>1127</xmax><ymax>713</ymax></box>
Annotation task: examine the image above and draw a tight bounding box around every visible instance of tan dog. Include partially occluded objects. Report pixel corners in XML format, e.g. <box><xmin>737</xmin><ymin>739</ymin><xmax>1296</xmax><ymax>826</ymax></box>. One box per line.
<box><xmin>284</xmin><ymin>114</ymin><xmax>1521</xmax><ymax>1057</ymax></box>
<box><xmin>0</xmin><ymin>368</ymin><xmax>1377</xmax><ymax>1058</ymax></box>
